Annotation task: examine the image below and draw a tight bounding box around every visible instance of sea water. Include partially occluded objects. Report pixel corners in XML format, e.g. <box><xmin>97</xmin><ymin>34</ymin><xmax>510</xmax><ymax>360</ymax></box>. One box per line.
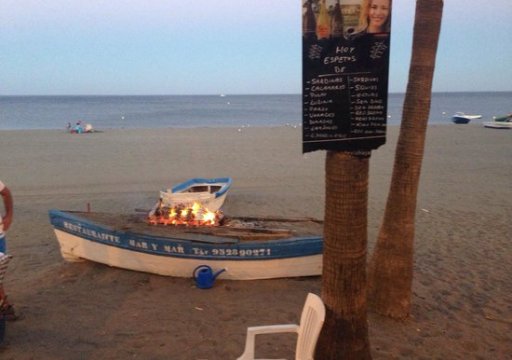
<box><xmin>0</xmin><ymin>92</ymin><xmax>510</xmax><ymax>131</ymax></box>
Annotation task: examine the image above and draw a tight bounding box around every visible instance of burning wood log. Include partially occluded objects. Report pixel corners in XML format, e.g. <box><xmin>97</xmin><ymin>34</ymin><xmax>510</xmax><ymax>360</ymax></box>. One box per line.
<box><xmin>147</xmin><ymin>201</ymin><xmax>224</xmax><ymax>227</ymax></box>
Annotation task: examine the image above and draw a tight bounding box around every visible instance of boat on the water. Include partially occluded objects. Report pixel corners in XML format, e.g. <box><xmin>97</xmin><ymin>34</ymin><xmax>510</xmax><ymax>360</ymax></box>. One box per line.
<box><xmin>452</xmin><ymin>112</ymin><xmax>481</xmax><ymax>124</ymax></box>
<box><xmin>151</xmin><ymin>177</ymin><xmax>232</xmax><ymax>214</ymax></box>
<box><xmin>483</xmin><ymin>114</ymin><xmax>512</xmax><ymax>129</ymax></box>
<box><xmin>48</xmin><ymin>209</ymin><xmax>323</xmax><ymax>280</ymax></box>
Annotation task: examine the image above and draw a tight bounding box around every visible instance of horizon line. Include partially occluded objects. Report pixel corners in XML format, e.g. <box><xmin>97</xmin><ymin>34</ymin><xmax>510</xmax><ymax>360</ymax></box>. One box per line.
<box><xmin>1</xmin><ymin>90</ymin><xmax>511</xmax><ymax>97</ymax></box>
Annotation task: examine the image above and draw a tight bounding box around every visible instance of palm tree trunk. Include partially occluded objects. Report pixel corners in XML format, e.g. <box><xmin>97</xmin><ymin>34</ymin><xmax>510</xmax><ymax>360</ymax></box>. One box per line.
<box><xmin>316</xmin><ymin>151</ymin><xmax>372</xmax><ymax>359</ymax></box>
<box><xmin>368</xmin><ymin>0</ymin><xmax>444</xmax><ymax>319</ymax></box>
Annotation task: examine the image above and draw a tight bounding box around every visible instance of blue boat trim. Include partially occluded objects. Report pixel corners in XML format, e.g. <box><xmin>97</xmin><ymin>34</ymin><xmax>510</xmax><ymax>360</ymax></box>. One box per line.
<box><xmin>170</xmin><ymin>177</ymin><xmax>232</xmax><ymax>199</ymax></box>
<box><xmin>49</xmin><ymin>209</ymin><xmax>322</xmax><ymax>261</ymax></box>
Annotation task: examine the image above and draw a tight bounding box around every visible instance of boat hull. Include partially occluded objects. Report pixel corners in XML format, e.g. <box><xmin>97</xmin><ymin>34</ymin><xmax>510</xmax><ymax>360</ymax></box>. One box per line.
<box><xmin>452</xmin><ymin>112</ymin><xmax>481</xmax><ymax>124</ymax></box>
<box><xmin>483</xmin><ymin>121</ymin><xmax>512</xmax><ymax>129</ymax></box>
<box><xmin>49</xmin><ymin>210</ymin><xmax>323</xmax><ymax>280</ymax></box>
<box><xmin>158</xmin><ymin>177</ymin><xmax>232</xmax><ymax>212</ymax></box>
<box><xmin>158</xmin><ymin>191</ymin><xmax>227</xmax><ymax>212</ymax></box>
<box><xmin>452</xmin><ymin>115</ymin><xmax>471</xmax><ymax>124</ymax></box>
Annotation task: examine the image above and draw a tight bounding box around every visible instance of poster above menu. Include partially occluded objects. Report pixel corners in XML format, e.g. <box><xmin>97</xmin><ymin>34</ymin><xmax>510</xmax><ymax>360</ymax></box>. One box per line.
<box><xmin>302</xmin><ymin>0</ymin><xmax>392</xmax><ymax>153</ymax></box>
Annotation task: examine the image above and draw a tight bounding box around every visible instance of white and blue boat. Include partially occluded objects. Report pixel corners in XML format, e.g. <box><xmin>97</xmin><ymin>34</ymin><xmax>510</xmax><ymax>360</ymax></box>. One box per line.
<box><xmin>452</xmin><ymin>112</ymin><xmax>481</xmax><ymax>124</ymax></box>
<box><xmin>48</xmin><ymin>210</ymin><xmax>323</xmax><ymax>280</ymax></box>
<box><xmin>153</xmin><ymin>177</ymin><xmax>233</xmax><ymax>214</ymax></box>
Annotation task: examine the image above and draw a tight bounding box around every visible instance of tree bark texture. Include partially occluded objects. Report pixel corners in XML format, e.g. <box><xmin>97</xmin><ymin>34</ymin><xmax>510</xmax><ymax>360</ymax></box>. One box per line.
<box><xmin>368</xmin><ymin>0</ymin><xmax>444</xmax><ymax>319</ymax></box>
<box><xmin>316</xmin><ymin>151</ymin><xmax>372</xmax><ymax>359</ymax></box>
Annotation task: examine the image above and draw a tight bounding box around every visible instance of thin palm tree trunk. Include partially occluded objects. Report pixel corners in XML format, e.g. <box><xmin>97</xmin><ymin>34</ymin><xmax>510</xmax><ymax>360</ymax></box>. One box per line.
<box><xmin>368</xmin><ymin>0</ymin><xmax>444</xmax><ymax>319</ymax></box>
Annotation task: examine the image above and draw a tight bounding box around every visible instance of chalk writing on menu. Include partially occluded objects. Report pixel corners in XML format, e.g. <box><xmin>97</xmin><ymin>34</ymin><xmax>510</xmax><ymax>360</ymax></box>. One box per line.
<box><xmin>302</xmin><ymin>0</ymin><xmax>391</xmax><ymax>153</ymax></box>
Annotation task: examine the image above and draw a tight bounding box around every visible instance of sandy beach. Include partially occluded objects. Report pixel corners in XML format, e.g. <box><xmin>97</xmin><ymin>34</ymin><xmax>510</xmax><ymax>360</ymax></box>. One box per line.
<box><xmin>0</xmin><ymin>124</ymin><xmax>510</xmax><ymax>359</ymax></box>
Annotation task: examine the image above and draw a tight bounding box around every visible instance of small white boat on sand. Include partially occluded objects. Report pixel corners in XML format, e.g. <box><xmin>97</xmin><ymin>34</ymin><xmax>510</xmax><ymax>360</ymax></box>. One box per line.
<box><xmin>150</xmin><ymin>178</ymin><xmax>232</xmax><ymax>215</ymax></box>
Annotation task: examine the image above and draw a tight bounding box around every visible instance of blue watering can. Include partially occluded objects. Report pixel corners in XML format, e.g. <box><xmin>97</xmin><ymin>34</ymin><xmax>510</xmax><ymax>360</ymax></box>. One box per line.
<box><xmin>193</xmin><ymin>265</ymin><xmax>226</xmax><ymax>289</ymax></box>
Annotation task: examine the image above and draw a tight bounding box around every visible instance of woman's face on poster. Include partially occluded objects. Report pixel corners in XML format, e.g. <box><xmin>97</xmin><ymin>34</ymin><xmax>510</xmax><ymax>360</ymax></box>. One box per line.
<box><xmin>368</xmin><ymin>0</ymin><xmax>390</xmax><ymax>31</ymax></box>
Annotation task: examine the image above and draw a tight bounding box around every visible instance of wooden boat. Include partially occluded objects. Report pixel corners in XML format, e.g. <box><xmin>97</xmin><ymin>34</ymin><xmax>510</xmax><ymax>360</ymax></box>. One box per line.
<box><xmin>452</xmin><ymin>112</ymin><xmax>481</xmax><ymax>124</ymax></box>
<box><xmin>48</xmin><ymin>209</ymin><xmax>323</xmax><ymax>280</ymax></box>
<box><xmin>151</xmin><ymin>177</ymin><xmax>232</xmax><ymax>214</ymax></box>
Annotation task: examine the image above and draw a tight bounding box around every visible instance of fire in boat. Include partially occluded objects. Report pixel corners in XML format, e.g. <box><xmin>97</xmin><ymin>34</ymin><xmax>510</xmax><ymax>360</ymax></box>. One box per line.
<box><xmin>147</xmin><ymin>177</ymin><xmax>231</xmax><ymax>226</ymax></box>
<box><xmin>148</xmin><ymin>201</ymin><xmax>224</xmax><ymax>227</ymax></box>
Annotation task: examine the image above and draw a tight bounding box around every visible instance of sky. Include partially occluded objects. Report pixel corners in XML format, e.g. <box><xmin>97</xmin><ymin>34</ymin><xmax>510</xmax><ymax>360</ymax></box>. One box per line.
<box><xmin>1</xmin><ymin>0</ymin><xmax>511</xmax><ymax>95</ymax></box>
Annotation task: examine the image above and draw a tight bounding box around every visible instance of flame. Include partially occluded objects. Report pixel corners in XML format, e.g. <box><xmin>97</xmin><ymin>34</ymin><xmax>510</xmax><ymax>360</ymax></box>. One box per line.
<box><xmin>191</xmin><ymin>202</ymin><xmax>201</xmax><ymax>214</ymax></box>
<box><xmin>148</xmin><ymin>202</ymin><xmax>223</xmax><ymax>227</ymax></box>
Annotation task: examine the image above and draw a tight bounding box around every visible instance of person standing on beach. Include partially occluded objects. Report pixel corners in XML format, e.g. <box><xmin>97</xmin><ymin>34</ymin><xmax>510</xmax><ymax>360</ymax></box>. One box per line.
<box><xmin>0</xmin><ymin>180</ymin><xmax>18</xmax><ymax>321</ymax></box>
<box><xmin>0</xmin><ymin>181</ymin><xmax>13</xmax><ymax>254</ymax></box>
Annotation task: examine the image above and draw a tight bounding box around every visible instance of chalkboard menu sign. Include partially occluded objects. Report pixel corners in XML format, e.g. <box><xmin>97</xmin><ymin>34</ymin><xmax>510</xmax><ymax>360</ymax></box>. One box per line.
<box><xmin>302</xmin><ymin>0</ymin><xmax>391</xmax><ymax>153</ymax></box>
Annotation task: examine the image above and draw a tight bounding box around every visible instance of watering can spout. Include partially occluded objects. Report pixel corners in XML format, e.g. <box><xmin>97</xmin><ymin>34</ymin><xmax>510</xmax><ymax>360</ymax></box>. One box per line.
<box><xmin>212</xmin><ymin>268</ymin><xmax>226</xmax><ymax>280</ymax></box>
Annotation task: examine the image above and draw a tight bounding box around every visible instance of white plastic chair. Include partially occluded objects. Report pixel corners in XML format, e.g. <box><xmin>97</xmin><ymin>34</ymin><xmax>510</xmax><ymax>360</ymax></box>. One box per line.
<box><xmin>237</xmin><ymin>293</ymin><xmax>326</xmax><ymax>360</ymax></box>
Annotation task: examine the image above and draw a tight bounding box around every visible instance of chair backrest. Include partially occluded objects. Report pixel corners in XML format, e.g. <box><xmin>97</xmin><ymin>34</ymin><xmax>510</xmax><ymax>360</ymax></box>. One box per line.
<box><xmin>295</xmin><ymin>293</ymin><xmax>326</xmax><ymax>360</ymax></box>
